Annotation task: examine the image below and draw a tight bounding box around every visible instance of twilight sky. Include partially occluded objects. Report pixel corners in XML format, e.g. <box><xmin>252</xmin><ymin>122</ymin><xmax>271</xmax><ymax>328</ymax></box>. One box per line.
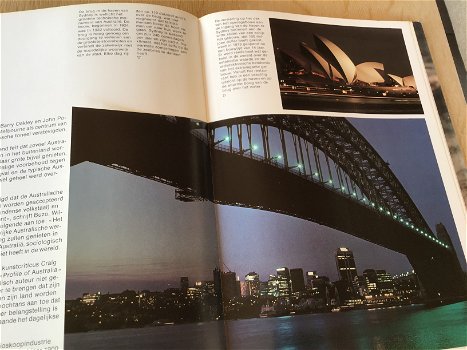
<box><xmin>66</xmin><ymin>164</ymin><xmax>219</xmax><ymax>299</ymax></box>
<box><xmin>66</xmin><ymin>117</ymin><xmax>465</xmax><ymax>299</ymax></box>
<box><xmin>217</xmin><ymin>118</ymin><xmax>464</xmax><ymax>281</ymax></box>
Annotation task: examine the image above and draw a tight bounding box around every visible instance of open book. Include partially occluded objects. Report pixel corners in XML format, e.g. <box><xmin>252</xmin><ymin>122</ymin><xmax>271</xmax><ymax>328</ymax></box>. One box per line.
<box><xmin>1</xmin><ymin>3</ymin><xmax>466</xmax><ymax>349</ymax></box>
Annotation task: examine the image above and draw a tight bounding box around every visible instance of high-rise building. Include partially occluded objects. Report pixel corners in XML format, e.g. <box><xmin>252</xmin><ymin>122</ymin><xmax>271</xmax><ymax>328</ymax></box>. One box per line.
<box><xmin>376</xmin><ymin>270</ymin><xmax>394</xmax><ymax>295</ymax></box>
<box><xmin>335</xmin><ymin>247</ymin><xmax>358</xmax><ymax>283</ymax></box>
<box><xmin>336</xmin><ymin>247</ymin><xmax>359</xmax><ymax>301</ymax></box>
<box><xmin>221</xmin><ymin>271</ymin><xmax>240</xmax><ymax>301</ymax></box>
<box><xmin>363</xmin><ymin>269</ymin><xmax>378</xmax><ymax>295</ymax></box>
<box><xmin>306</xmin><ymin>271</ymin><xmax>319</xmax><ymax>287</ymax></box>
<box><xmin>276</xmin><ymin>267</ymin><xmax>292</xmax><ymax>299</ymax></box>
<box><xmin>363</xmin><ymin>269</ymin><xmax>394</xmax><ymax>296</ymax></box>
<box><xmin>290</xmin><ymin>268</ymin><xmax>305</xmax><ymax>293</ymax></box>
<box><xmin>268</xmin><ymin>275</ymin><xmax>280</xmax><ymax>297</ymax></box>
<box><xmin>393</xmin><ymin>271</ymin><xmax>421</xmax><ymax>301</ymax></box>
<box><xmin>260</xmin><ymin>281</ymin><xmax>269</xmax><ymax>297</ymax></box>
<box><xmin>213</xmin><ymin>268</ymin><xmax>222</xmax><ymax>297</ymax></box>
<box><xmin>244</xmin><ymin>272</ymin><xmax>260</xmax><ymax>297</ymax></box>
<box><xmin>240</xmin><ymin>281</ymin><xmax>248</xmax><ymax>297</ymax></box>
<box><xmin>354</xmin><ymin>275</ymin><xmax>367</xmax><ymax>297</ymax></box>
<box><xmin>308</xmin><ymin>274</ymin><xmax>333</xmax><ymax>306</ymax></box>
<box><xmin>180</xmin><ymin>277</ymin><xmax>189</xmax><ymax>295</ymax></box>
<box><xmin>212</xmin><ymin>268</ymin><xmax>223</xmax><ymax>318</ymax></box>
<box><xmin>194</xmin><ymin>281</ymin><xmax>215</xmax><ymax>298</ymax></box>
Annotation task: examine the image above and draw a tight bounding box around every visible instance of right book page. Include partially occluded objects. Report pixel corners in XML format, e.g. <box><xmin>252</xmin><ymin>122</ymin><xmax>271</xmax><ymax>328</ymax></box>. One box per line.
<box><xmin>200</xmin><ymin>10</ymin><xmax>467</xmax><ymax>349</ymax></box>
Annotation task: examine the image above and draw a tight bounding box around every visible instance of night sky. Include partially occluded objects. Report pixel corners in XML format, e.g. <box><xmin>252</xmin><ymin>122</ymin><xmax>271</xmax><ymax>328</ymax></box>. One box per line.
<box><xmin>66</xmin><ymin>117</ymin><xmax>465</xmax><ymax>299</ymax></box>
<box><xmin>269</xmin><ymin>18</ymin><xmax>414</xmax><ymax>77</ymax></box>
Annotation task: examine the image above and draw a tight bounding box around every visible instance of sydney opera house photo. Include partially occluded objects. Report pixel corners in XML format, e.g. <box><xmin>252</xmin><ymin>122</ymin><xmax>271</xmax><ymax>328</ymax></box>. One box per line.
<box><xmin>269</xmin><ymin>19</ymin><xmax>424</xmax><ymax>114</ymax></box>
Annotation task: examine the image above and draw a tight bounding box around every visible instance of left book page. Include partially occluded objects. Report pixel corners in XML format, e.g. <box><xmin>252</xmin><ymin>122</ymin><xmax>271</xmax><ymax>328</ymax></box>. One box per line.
<box><xmin>1</xmin><ymin>4</ymin><xmax>223</xmax><ymax>349</ymax></box>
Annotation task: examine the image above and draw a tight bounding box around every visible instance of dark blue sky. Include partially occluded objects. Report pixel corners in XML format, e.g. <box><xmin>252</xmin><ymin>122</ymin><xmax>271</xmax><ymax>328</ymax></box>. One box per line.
<box><xmin>67</xmin><ymin>117</ymin><xmax>465</xmax><ymax>299</ymax></box>
<box><xmin>218</xmin><ymin>118</ymin><xmax>464</xmax><ymax>280</ymax></box>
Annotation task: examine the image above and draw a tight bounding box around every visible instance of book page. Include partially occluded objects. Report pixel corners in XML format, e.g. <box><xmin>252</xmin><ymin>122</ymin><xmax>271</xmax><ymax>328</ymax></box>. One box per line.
<box><xmin>200</xmin><ymin>10</ymin><xmax>466</xmax><ymax>349</ymax></box>
<box><xmin>65</xmin><ymin>107</ymin><xmax>223</xmax><ymax>349</ymax></box>
<box><xmin>1</xmin><ymin>3</ymin><xmax>213</xmax><ymax>349</ymax></box>
<box><xmin>201</xmin><ymin>11</ymin><xmax>431</xmax><ymax>120</ymax></box>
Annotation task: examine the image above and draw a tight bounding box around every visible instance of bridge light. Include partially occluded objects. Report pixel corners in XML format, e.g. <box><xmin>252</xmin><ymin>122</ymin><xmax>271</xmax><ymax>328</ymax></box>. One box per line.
<box><xmin>341</xmin><ymin>186</ymin><xmax>346</xmax><ymax>191</ymax></box>
<box><xmin>297</xmin><ymin>163</ymin><xmax>303</xmax><ymax>169</ymax></box>
<box><xmin>328</xmin><ymin>180</ymin><xmax>333</xmax><ymax>184</ymax></box>
<box><xmin>410</xmin><ymin>224</ymin><xmax>414</xmax><ymax>229</ymax></box>
<box><xmin>252</xmin><ymin>144</ymin><xmax>258</xmax><ymax>150</ymax></box>
<box><xmin>379</xmin><ymin>206</ymin><xmax>383</xmax><ymax>211</ymax></box>
<box><xmin>393</xmin><ymin>215</ymin><xmax>397</xmax><ymax>219</ymax></box>
<box><xmin>224</xmin><ymin>136</ymin><xmax>230</xmax><ymax>142</ymax></box>
<box><xmin>415</xmin><ymin>228</ymin><xmax>419</xmax><ymax>232</ymax></box>
<box><xmin>371</xmin><ymin>202</ymin><xmax>375</xmax><ymax>207</ymax></box>
<box><xmin>352</xmin><ymin>192</ymin><xmax>356</xmax><ymax>196</ymax></box>
<box><xmin>277</xmin><ymin>155</ymin><xmax>282</xmax><ymax>160</ymax></box>
<box><xmin>386</xmin><ymin>210</ymin><xmax>390</xmax><ymax>215</ymax></box>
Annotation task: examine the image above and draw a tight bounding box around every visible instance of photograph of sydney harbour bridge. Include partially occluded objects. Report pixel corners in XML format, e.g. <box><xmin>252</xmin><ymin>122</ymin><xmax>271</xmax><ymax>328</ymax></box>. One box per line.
<box><xmin>65</xmin><ymin>107</ymin><xmax>466</xmax><ymax>349</ymax></box>
<box><xmin>269</xmin><ymin>18</ymin><xmax>424</xmax><ymax>114</ymax></box>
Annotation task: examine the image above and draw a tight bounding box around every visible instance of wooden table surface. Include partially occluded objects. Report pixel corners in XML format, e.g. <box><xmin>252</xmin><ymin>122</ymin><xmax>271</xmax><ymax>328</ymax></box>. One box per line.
<box><xmin>2</xmin><ymin>0</ymin><xmax>466</xmax><ymax>168</ymax></box>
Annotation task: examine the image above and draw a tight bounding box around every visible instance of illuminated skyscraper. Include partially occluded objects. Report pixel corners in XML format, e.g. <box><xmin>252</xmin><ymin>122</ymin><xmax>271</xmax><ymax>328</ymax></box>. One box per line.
<box><xmin>335</xmin><ymin>247</ymin><xmax>358</xmax><ymax>283</ymax></box>
<box><xmin>376</xmin><ymin>270</ymin><xmax>394</xmax><ymax>295</ymax></box>
<box><xmin>244</xmin><ymin>272</ymin><xmax>260</xmax><ymax>297</ymax></box>
<box><xmin>363</xmin><ymin>269</ymin><xmax>378</xmax><ymax>295</ymax></box>
<box><xmin>335</xmin><ymin>247</ymin><xmax>359</xmax><ymax>300</ymax></box>
<box><xmin>276</xmin><ymin>267</ymin><xmax>292</xmax><ymax>299</ymax></box>
<box><xmin>268</xmin><ymin>275</ymin><xmax>280</xmax><ymax>297</ymax></box>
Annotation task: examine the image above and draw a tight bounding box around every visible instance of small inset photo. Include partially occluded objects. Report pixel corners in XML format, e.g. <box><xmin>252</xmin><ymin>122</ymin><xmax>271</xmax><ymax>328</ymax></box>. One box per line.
<box><xmin>269</xmin><ymin>18</ymin><xmax>423</xmax><ymax>114</ymax></box>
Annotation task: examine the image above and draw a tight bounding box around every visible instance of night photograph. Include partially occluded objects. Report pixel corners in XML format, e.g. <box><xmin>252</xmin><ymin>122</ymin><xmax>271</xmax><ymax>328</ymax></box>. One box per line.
<box><xmin>65</xmin><ymin>108</ymin><xmax>465</xmax><ymax>349</ymax></box>
<box><xmin>269</xmin><ymin>19</ymin><xmax>424</xmax><ymax>114</ymax></box>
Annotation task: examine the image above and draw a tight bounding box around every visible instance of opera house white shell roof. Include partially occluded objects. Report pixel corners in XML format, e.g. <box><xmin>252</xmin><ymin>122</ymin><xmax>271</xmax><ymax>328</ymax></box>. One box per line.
<box><xmin>292</xmin><ymin>34</ymin><xmax>417</xmax><ymax>89</ymax></box>
<box><xmin>355</xmin><ymin>62</ymin><xmax>385</xmax><ymax>84</ymax></box>
<box><xmin>314</xmin><ymin>34</ymin><xmax>357</xmax><ymax>84</ymax></box>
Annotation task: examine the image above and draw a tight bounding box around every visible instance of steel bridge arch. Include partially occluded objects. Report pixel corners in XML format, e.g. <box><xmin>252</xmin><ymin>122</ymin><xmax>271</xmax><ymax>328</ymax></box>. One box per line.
<box><xmin>209</xmin><ymin>115</ymin><xmax>434</xmax><ymax>239</ymax></box>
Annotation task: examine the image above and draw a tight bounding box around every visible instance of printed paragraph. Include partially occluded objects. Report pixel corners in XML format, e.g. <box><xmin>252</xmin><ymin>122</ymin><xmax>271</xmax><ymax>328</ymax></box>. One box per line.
<box><xmin>0</xmin><ymin>190</ymin><xmax>65</xmax><ymax>257</ymax></box>
<box><xmin>1</xmin><ymin>260</ymin><xmax>61</xmax><ymax>326</ymax></box>
<box><xmin>0</xmin><ymin>117</ymin><xmax>67</xmax><ymax>183</ymax></box>
<box><xmin>216</xmin><ymin>17</ymin><xmax>272</xmax><ymax>96</ymax></box>
<box><xmin>77</xmin><ymin>8</ymin><xmax>132</xmax><ymax>57</ymax></box>
<box><xmin>136</xmin><ymin>9</ymin><xmax>188</xmax><ymax>59</ymax></box>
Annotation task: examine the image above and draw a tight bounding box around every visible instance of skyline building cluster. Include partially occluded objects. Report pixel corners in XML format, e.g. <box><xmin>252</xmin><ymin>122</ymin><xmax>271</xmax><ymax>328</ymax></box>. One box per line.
<box><xmin>210</xmin><ymin>246</ymin><xmax>423</xmax><ymax>310</ymax></box>
<box><xmin>67</xmin><ymin>246</ymin><xmax>429</xmax><ymax>332</ymax></box>
<box><xmin>76</xmin><ymin>246</ymin><xmax>423</xmax><ymax>309</ymax></box>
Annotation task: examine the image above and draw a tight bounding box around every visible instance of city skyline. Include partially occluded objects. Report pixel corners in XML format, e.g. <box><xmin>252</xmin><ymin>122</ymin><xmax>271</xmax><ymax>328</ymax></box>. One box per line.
<box><xmin>67</xmin><ymin>250</ymin><xmax>418</xmax><ymax>299</ymax></box>
<box><xmin>66</xmin><ymin>115</ymin><xmax>464</xmax><ymax>300</ymax></box>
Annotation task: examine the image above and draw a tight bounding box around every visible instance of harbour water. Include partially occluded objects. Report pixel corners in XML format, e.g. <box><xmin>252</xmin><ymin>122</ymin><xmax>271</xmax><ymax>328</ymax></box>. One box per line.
<box><xmin>65</xmin><ymin>301</ymin><xmax>466</xmax><ymax>349</ymax></box>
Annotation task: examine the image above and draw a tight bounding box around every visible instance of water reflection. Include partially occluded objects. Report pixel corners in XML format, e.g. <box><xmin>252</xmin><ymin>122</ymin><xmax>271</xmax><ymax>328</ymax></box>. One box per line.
<box><xmin>65</xmin><ymin>302</ymin><xmax>466</xmax><ymax>350</ymax></box>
